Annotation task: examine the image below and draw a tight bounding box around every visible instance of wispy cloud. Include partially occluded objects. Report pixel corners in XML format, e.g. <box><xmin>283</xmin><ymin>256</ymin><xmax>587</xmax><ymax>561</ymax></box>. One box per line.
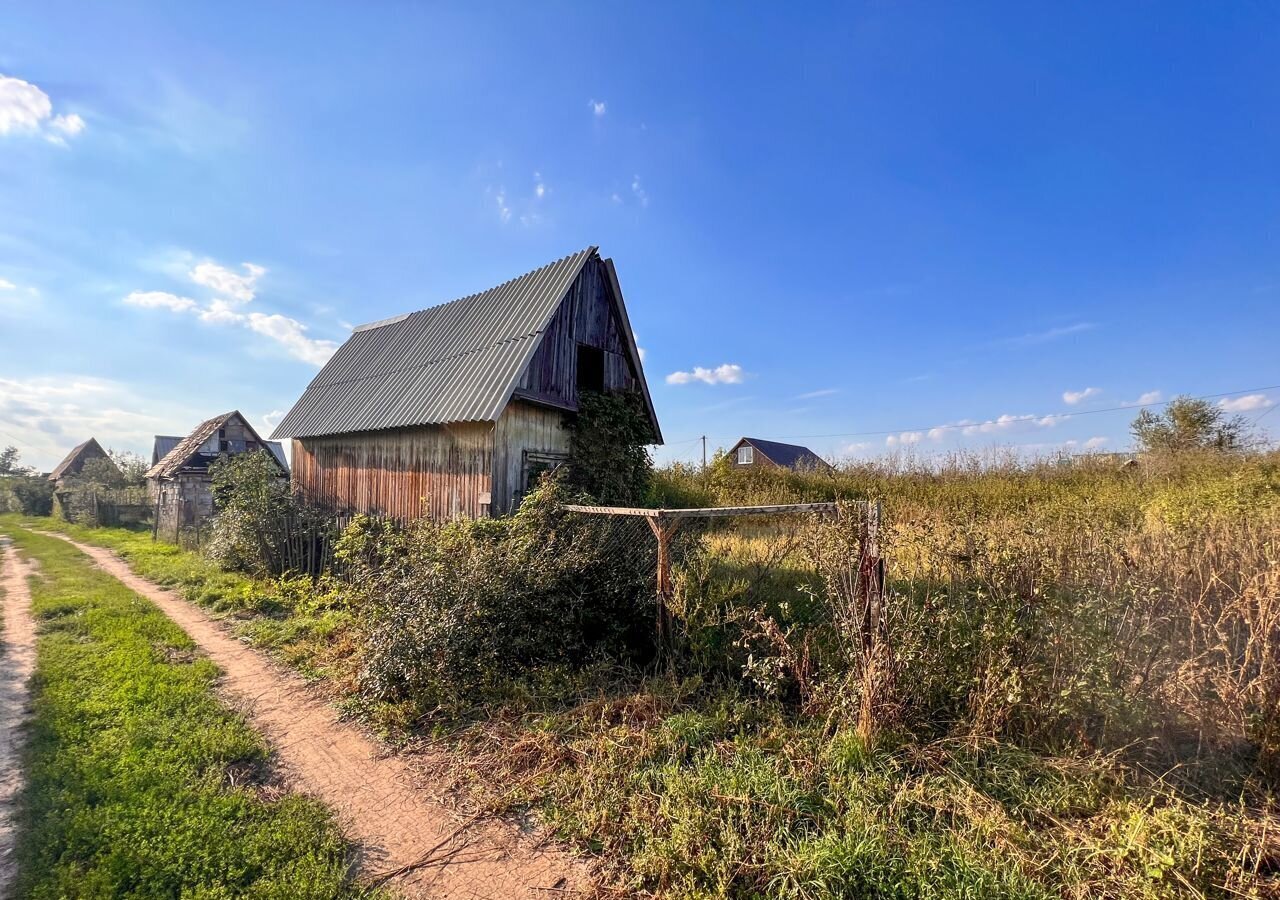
<box><xmin>1125</xmin><ymin>390</ymin><xmax>1162</xmax><ymax>406</ymax></box>
<box><xmin>1220</xmin><ymin>394</ymin><xmax>1273</xmax><ymax>413</ymax></box>
<box><xmin>122</xmin><ymin>255</ymin><xmax>338</xmax><ymax>366</ymax></box>
<box><xmin>797</xmin><ymin>388</ymin><xmax>839</xmax><ymax>400</ymax></box>
<box><xmin>631</xmin><ymin>175</ymin><xmax>649</xmax><ymax>207</ymax></box>
<box><xmin>923</xmin><ymin>413</ymin><xmax>1059</xmax><ymax>442</ymax></box>
<box><xmin>0</xmin><ymin>74</ymin><xmax>86</xmax><ymax>145</ymax></box>
<box><xmin>123</xmin><ymin>290</ymin><xmax>197</xmax><ymax>313</ymax></box>
<box><xmin>996</xmin><ymin>322</ymin><xmax>1096</xmax><ymax>347</ymax></box>
<box><xmin>1062</xmin><ymin>386</ymin><xmax>1101</xmax><ymax>405</ymax></box>
<box><xmin>0</xmin><ymin>375</ymin><xmax>180</xmax><ymax>470</ymax></box>
<box><xmin>534</xmin><ymin>171</ymin><xmax>546</xmax><ymax>199</ymax></box>
<box><xmin>189</xmin><ymin>261</ymin><xmax>264</xmax><ymax>303</ymax></box>
<box><xmin>666</xmin><ymin>363</ymin><xmax>745</xmax><ymax>386</ymax></box>
<box><xmin>588</xmin><ymin>99</ymin><xmax>607</xmax><ymax>117</ymax></box>
<box><xmin>885</xmin><ymin>431</ymin><xmax>923</xmax><ymax>446</ymax></box>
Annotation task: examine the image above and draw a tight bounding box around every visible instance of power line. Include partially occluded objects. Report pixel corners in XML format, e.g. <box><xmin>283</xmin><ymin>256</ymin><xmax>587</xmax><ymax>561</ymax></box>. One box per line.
<box><xmin>663</xmin><ymin>382</ymin><xmax>1280</xmax><ymax>446</ymax></box>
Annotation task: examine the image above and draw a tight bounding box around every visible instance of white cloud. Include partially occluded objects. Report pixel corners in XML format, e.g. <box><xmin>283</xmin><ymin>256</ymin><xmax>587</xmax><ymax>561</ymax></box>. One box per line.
<box><xmin>960</xmin><ymin>413</ymin><xmax>1057</xmax><ymax>435</ymax></box>
<box><xmin>0</xmin><ymin>278</ymin><xmax>14</xmax><ymax>291</ymax></box>
<box><xmin>534</xmin><ymin>172</ymin><xmax>546</xmax><ymax>199</ymax></box>
<box><xmin>631</xmin><ymin>175</ymin><xmax>649</xmax><ymax>207</ymax></box>
<box><xmin>245</xmin><ymin>313</ymin><xmax>338</xmax><ymax>366</ymax></box>
<box><xmin>0</xmin><ymin>75</ymin><xmax>86</xmax><ymax>143</ymax></box>
<box><xmin>495</xmin><ymin>189</ymin><xmax>511</xmax><ymax>223</ymax></box>
<box><xmin>886</xmin><ymin>431</ymin><xmax>923</xmax><ymax>447</ymax></box>
<box><xmin>1126</xmin><ymin>390</ymin><xmax>1162</xmax><ymax>406</ymax></box>
<box><xmin>1084</xmin><ymin>436</ymin><xmax>1109</xmax><ymax>449</ymax></box>
<box><xmin>50</xmin><ymin>113</ymin><xmax>85</xmax><ymax>135</ymax></box>
<box><xmin>262</xmin><ymin>409</ymin><xmax>286</xmax><ymax>432</ymax></box>
<box><xmin>197</xmin><ymin>298</ymin><xmax>245</xmax><ymax>324</ymax></box>
<box><xmin>189</xmin><ymin>261</ymin><xmax>265</xmax><ymax>303</ymax></box>
<box><xmin>123</xmin><ymin>290</ymin><xmax>197</xmax><ymax>313</ymax></box>
<box><xmin>588</xmin><ymin>99</ymin><xmax>607</xmax><ymax>117</ymax></box>
<box><xmin>842</xmin><ymin>441</ymin><xmax>872</xmax><ymax>453</ymax></box>
<box><xmin>797</xmin><ymin>388</ymin><xmax>839</xmax><ymax>400</ymax></box>
<box><xmin>123</xmin><ymin>254</ymin><xmax>337</xmax><ymax>366</ymax></box>
<box><xmin>0</xmin><ymin>375</ymin><xmax>181</xmax><ymax>471</ymax></box>
<box><xmin>1219</xmin><ymin>394</ymin><xmax>1273</xmax><ymax>413</ymax></box>
<box><xmin>666</xmin><ymin>363</ymin><xmax>745</xmax><ymax>386</ymax></box>
<box><xmin>1063</xmin><ymin>386</ymin><xmax>1101</xmax><ymax>405</ymax></box>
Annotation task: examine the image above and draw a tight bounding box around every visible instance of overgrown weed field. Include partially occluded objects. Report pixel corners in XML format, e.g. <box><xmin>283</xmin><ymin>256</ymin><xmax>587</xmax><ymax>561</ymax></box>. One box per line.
<box><xmin>9</xmin><ymin>450</ymin><xmax>1280</xmax><ymax>898</ymax></box>
<box><xmin>0</xmin><ymin>525</ymin><xmax>370</xmax><ymax>899</ymax></box>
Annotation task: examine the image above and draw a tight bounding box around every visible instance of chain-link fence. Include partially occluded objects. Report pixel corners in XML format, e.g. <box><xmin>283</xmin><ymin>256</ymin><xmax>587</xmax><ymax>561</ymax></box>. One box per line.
<box><xmin>564</xmin><ymin>502</ymin><xmax>883</xmax><ymax>676</ymax></box>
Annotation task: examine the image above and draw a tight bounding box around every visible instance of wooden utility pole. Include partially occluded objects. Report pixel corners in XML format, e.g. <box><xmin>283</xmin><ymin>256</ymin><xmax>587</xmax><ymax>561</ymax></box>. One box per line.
<box><xmin>701</xmin><ymin>435</ymin><xmax>707</xmax><ymax>468</ymax></box>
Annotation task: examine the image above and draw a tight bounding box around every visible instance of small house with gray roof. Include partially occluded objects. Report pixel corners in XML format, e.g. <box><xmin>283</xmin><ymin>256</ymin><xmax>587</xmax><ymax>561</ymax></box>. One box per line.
<box><xmin>270</xmin><ymin>247</ymin><xmax>661</xmax><ymax>519</ymax></box>
<box><xmin>147</xmin><ymin>411</ymin><xmax>288</xmax><ymax>531</ymax></box>
<box><xmin>728</xmin><ymin>437</ymin><xmax>832</xmax><ymax>472</ymax></box>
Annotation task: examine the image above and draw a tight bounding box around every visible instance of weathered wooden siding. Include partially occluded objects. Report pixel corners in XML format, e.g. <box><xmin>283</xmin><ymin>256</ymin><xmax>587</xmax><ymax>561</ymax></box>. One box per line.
<box><xmin>514</xmin><ymin>256</ymin><xmax>637</xmax><ymax>409</ymax></box>
<box><xmin>292</xmin><ymin>423</ymin><xmax>494</xmax><ymax>520</ymax></box>
<box><xmin>491</xmin><ymin>400</ymin><xmax>570</xmax><ymax>515</ymax></box>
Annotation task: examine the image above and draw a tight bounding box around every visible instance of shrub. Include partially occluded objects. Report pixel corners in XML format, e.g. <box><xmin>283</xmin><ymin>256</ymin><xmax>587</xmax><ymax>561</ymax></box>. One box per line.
<box><xmin>351</xmin><ymin>478</ymin><xmax>657</xmax><ymax>713</ymax></box>
<box><xmin>206</xmin><ymin>451</ymin><xmax>331</xmax><ymax>577</ymax></box>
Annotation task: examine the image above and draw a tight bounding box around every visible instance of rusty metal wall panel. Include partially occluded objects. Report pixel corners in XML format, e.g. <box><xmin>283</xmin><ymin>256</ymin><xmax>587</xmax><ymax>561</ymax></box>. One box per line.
<box><xmin>291</xmin><ymin>423</ymin><xmax>495</xmax><ymax>520</ymax></box>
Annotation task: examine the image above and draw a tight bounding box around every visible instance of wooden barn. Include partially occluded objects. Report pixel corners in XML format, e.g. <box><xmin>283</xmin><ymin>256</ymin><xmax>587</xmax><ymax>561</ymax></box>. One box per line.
<box><xmin>270</xmin><ymin>247</ymin><xmax>662</xmax><ymax>519</ymax></box>
<box><xmin>147</xmin><ymin>411</ymin><xmax>289</xmax><ymax>529</ymax></box>
<box><xmin>47</xmin><ymin>437</ymin><xmax>115</xmax><ymax>486</ymax></box>
<box><xmin>728</xmin><ymin>437</ymin><xmax>831</xmax><ymax>472</ymax></box>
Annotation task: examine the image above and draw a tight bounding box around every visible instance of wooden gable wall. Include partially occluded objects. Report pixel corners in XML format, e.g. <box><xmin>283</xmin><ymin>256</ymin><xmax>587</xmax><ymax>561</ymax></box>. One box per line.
<box><xmin>513</xmin><ymin>255</ymin><xmax>639</xmax><ymax>411</ymax></box>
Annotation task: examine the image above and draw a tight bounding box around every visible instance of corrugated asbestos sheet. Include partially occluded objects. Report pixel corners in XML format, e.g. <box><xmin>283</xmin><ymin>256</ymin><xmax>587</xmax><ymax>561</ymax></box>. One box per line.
<box><xmin>270</xmin><ymin>247</ymin><xmax>598</xmax><ymax>439</ymax></box>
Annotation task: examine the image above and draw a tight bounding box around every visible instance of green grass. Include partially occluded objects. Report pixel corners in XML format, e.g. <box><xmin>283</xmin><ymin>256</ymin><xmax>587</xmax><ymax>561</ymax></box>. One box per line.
<box><xmin>0</xmin><ymin>524</ymin><xmax>373</xmax><ymax>899</ymax></box>
<box><xmin>0</xmin><ymin>515</ymin><xmax>360</xmax><ymax>684</ymax></box>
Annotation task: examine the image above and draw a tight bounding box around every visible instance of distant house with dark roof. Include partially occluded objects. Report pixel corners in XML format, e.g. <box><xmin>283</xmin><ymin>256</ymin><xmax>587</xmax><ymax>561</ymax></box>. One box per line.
<box><xmin>271</xmin><ymin>247</ymin><xmax>661</xmax><ymax>519</ymax></box>
<box><xmin>48</xmin><ymin>437</ymin><xmax>116</xmax><ymax>486</ymax></box>
<box><xmin>147</xmin><ymin>411</ymin><xmax>288</xmax><ymax>530</ymax></box>
<box><xmin>728</xmin><ymin>437</ymin><xmax>832</xmax><ymax>472</ymax></box>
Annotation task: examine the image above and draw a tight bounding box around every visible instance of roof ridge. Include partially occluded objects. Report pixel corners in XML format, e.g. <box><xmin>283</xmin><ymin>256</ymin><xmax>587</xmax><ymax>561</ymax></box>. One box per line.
<box><xmin>348</xmin><ymin>247</ymin><xmax>597</xmax><ymax>332</ymax></box>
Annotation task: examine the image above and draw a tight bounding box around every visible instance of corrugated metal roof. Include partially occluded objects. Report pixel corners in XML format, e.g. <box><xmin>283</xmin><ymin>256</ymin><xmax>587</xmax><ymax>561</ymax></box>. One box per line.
<box><xmin>265</xmin><ymin>440</ymin><xmax>290</xmax><ymax>473</ymax></box>
<box><xmin>151</xmin><ymin>435</ymin><xmax>182</xmax><ymax>466</ymax></box>
<box><xmin>271</xmin><ymin>247</ymin><xmax>599</xmax><ymax>439</ymax></box>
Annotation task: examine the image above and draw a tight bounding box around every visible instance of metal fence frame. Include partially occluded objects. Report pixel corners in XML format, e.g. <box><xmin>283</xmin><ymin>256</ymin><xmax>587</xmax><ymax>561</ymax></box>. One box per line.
<box><xmin>565</xmin><ymin>501</ymin><xmax>882</xmax><ymax>656</ymax></box>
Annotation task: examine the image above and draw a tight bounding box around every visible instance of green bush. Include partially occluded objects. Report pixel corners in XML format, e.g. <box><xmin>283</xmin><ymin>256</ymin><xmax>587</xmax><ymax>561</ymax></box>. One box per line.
<box><xmin>350</xmin><ymin>479</ymin><xmax>657</xmax><ymax>713</ymax></box>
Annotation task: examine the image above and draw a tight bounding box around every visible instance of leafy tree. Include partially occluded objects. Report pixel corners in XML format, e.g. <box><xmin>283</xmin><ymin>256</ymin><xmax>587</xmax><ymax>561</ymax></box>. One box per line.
<box><xmin>77</xmin><ymin>457</ymin><xmax>127</xmax><ymax>489</ymax></box>
<box><xmin>566</xmin><ymin>391</ymin><xmax>654</xmax><ymax>504</ymax></box>
<box><xmin>1131</xmin><ymin>396</ymin><xmax>1254</xmax><ymax>453</ymax></box>
<box><xmin>110</xmin><ymin>450</ymin><xmax>149</xmax><ymax>486</ymax></box>
<box><xmin>0</xmin><ymin>445</ymin><xmax>34</xmax><ymax>476</ymax></box>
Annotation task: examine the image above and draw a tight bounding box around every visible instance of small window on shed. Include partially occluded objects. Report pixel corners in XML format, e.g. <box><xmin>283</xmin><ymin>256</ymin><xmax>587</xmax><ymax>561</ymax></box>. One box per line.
<box><xmin>738</xmin><ymin>445</ymin><xmax>754</xmax><ymax>465</ymax></box>
<box><xmin>577</xmin><ymin>344</ymin><xmax>605</xmax><ymax>394</ymax></box>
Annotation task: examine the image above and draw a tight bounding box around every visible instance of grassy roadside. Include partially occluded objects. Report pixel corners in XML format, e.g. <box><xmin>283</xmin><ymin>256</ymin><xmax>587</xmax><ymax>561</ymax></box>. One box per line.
<box><xmin>0</xmin><ymin>524</ymin><xmax>373</xmax><ymax>899</ymax></box>
<box><xmin>0</xmin><ymin>514</ymin><xmax>359</xmax><ymax>686</ymax></box>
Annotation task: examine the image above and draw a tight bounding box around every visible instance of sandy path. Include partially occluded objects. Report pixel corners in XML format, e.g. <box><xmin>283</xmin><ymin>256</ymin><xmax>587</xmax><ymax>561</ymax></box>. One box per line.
<box><xmin>0</xmin><ymin>537</ymin><xmax>38</xmax><ymax>898</ymax></box>
<box><xmin>39</xmin><ymin>531</ymin><xmax>590</xmax><ymax>899</ymax></box>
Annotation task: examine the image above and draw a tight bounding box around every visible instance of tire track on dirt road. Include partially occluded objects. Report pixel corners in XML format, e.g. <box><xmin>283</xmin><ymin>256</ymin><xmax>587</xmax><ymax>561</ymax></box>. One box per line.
<box><xmin>0</xmin><ymin>536</ymin><xmax>38</xmax><ymax>898</ymax></box>
<box><xmin>37</xmin><ymin>531</ymin><xmax>591</xmax><ymax>899</ymax></box>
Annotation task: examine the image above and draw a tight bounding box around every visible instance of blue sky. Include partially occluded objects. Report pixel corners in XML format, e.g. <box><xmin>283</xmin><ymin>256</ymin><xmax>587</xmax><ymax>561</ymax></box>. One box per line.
<box><xmin>2</xmin><ymin>2</ymin><xmax>1278</xmax><ymax>471</ymax></box>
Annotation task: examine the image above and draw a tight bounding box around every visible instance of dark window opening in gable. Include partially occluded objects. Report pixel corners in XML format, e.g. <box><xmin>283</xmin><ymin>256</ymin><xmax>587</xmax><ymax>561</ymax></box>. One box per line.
<box><xmin>577</xmin><ymin>344</ymin><xmax>605</xmax><ymax>394</ymax></box>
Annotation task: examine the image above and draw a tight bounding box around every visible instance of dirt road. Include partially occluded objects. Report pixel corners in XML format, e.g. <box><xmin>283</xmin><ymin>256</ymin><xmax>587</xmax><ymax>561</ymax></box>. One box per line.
<box><xmin>0</xmin><ymin>537</ymin><xmax>38</xmax><ymax>898</ymax></box>
<box><xmin>39</xmin><ymin>531</ymin><xmax>590</xmax><ymax>899</ymax></box>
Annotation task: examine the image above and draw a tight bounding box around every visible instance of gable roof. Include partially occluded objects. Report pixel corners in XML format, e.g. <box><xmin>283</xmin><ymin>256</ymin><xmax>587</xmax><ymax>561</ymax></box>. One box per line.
<box><xmin>48</xmin><ymin>437</ymin><xmax>112</xmax><ymax>482</ymax></box>
<box><xmin>270</xmin><ymin>247</ymin><xmax>659</xmax><ymax>441</ymax></box>
<box><xmin>146</xmin><ymin>411</ymin><xmax>280</xmax><ymax>479</ymax></box>
<box><xmin>151</xmin><ymin>435</ymin><xmax>182</xmax><ymax>466</ymax></box>
<box><xmin>736</xmin><ymin>437</ymin><xmax>832</xmax><ymax>471</ymax></box>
